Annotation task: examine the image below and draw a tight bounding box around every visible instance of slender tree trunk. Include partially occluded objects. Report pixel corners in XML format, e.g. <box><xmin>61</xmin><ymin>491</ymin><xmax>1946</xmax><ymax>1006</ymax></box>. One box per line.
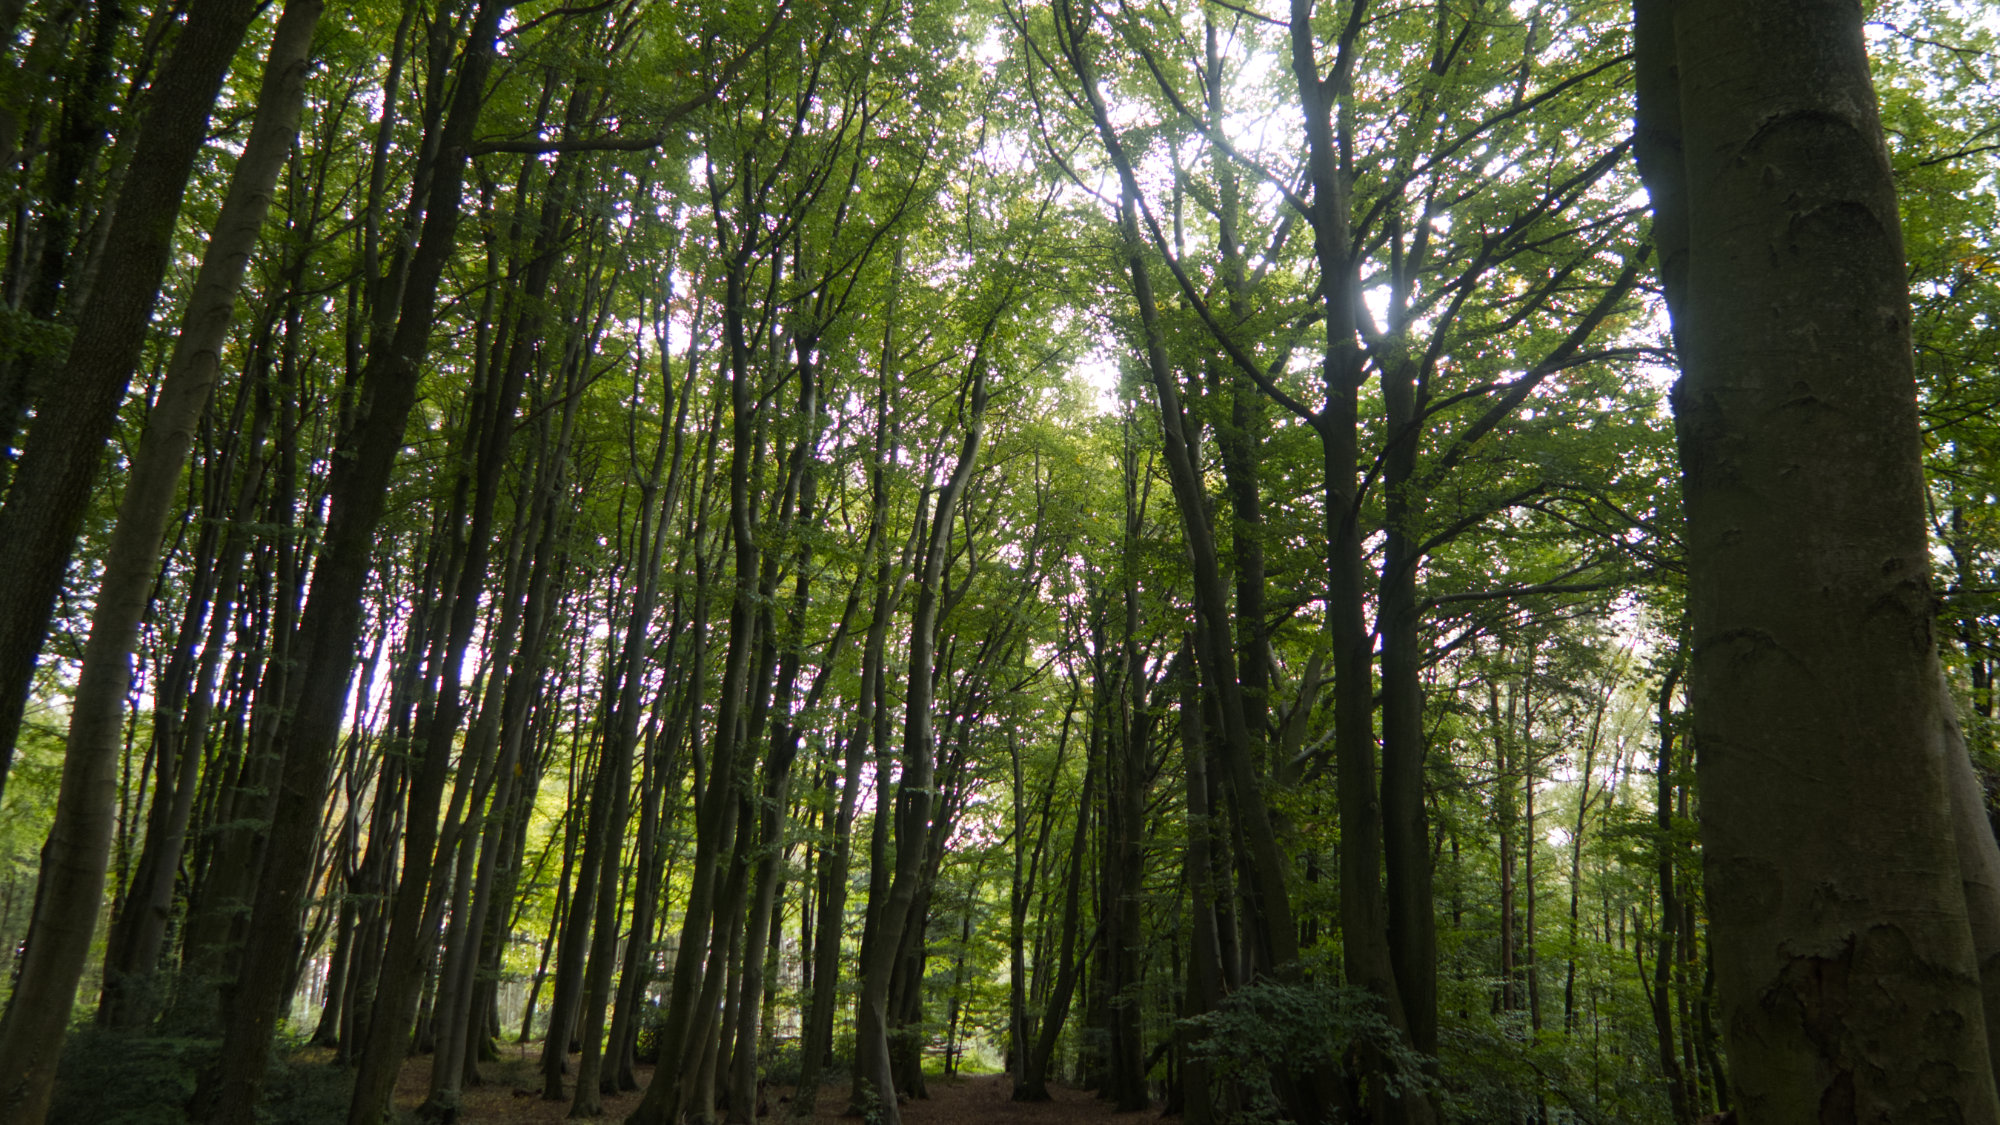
<box><xmin>571</xmin><ymin>407</ymin><xmax>676</xmax><ymax>1116</ymax></box>
<box><xmin>1178</xmin><ymin>674</ymin><xmax>1222</xmax><ymax>1125</ymax></box>
<box><xmin>0</xmin><ymin>1</ymin><xmax>310</xmax><ymax>1116</ymax></box>
<box><xmin>795</xmin><ymin>250</ymin><xmax>907</xmax><ymax>1116</ymax></box>
<box><xmin>100</xmin><ymin>377</ymin><xmax>272</xmax><ymax>1028</ymax></box>
<box><xmin>1378</xmin><ymin>384</ymin><xmax>1437</xmax><ymax>1059</ymax></box>
<box><xmin>1494</xmin><ymin>682</ymin><xmax>1517</xmax><ymax>1016</ymax></box>
<box><xmin>1060</xmin><ymin>2</ymin><xmax>1300</xmax><ymax>999</ymax></box>
<box><xmin>1020</xmin><ymin>761</ymin><xmax>1094</xmax><ymax>1101</ymax></box>
<box><xmin>625</xmin><ymin>240</ymin><xmax>765</xmax><ymax>1125</ymax></box>
<box><xmin>1645</xmin><ymin>662</ymin><xmax>1693</xmax><ymax>1125</ymax></box>
<box><xmin>0</xmin><ymin>0</ymin><xmax>262</xmax><ymax>817</ymax></box>
<box><xmin>1563</xmin><ymin>665</ymin><xmax>1616</xmax><ymax>1031</ymax></box>
<box><xmin>724</xmin><ymin>332</ymin><xmax>827</xmax><ymax>1121</ymax></box>
<box><xmin>1524</xmin><ymin>741</ymin><xmax>1541</xmax><ymax>1036</ymax></box>
<box><xmin>855</xmin><ymin>364</ymin><xmax>988</xmax><ymax>1125</ymax></box>
<box><xmin>194</xmin><ymin>4</ymin><xmax>512</xmax><ymax>1120</ymax></box>
<box><xmin>1102</xmin><ymin>476</ymin><xmax>1149</xmax><ymax>1112</ymax></box>
<box><xmin>0</xmin><ymin>0</ymin><xmax>121</xmax><ymax>486</ymax></box>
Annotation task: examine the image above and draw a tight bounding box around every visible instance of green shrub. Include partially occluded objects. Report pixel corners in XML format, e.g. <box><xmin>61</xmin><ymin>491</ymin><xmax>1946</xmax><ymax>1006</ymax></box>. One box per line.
<box><xmin>49</xmin><ymin>1028</ymin><xmax>213</xmax><ymax>1125</ymax></box>
<box><xmin>1181</xmin><ymin>979</ymin><xmax>1434</xmax><ymax>1124</ymax></box>
<box><xmin>48</xmin><ymin>1028</ymin><xmax>355</xmax><ymax>1125</ymax></box>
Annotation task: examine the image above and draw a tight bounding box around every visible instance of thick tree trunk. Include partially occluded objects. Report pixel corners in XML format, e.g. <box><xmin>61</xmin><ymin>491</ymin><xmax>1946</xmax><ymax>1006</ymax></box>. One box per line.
<box><xmin>1636</xmin><ymin>0</ymin><xmax>2000</xmax><ymax>1115</ymax></box>
<box><xmin>1288</xmin><ymin>7</ymin><xmax>1430</xmax><ymax>1118</ymax></box>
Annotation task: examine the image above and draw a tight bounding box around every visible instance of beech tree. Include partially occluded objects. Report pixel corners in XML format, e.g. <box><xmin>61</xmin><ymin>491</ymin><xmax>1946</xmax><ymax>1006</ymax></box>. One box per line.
<box><xmin>1635</xmin><ymin>0</ymin><xmax>2000</xmax><ymax>1115</ymax></box>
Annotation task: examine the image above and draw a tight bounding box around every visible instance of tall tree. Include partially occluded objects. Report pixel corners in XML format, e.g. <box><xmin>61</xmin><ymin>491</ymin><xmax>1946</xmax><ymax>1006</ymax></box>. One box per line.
<box><xmin>1635</xmin><ymin>0</ymin><xmax>2000</xmax><ymax>1115</ymax></box>
<box><xmin>0</xmin><ymin>0</ymin><xmax>263</xmax><ymax>814</ymax></box>
<box><xmin>0</xmin><ymin>0</ymin><xmax>271</xmax><ymax>1115</ymax></box>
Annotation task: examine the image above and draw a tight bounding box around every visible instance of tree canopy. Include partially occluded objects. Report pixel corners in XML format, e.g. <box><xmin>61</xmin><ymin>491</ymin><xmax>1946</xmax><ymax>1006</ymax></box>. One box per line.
<box><xmin>0</xmin><ymin>0</ymin><xmax>1991</xmax><ymax>1122</ymax></box>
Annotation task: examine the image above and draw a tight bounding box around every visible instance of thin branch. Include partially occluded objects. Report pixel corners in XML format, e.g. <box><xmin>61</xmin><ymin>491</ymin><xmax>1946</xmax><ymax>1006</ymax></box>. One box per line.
<box><xmin>1425</xmin><ymin>578</ymin><xmax>1619</xmax><ymax>608</ymax></box>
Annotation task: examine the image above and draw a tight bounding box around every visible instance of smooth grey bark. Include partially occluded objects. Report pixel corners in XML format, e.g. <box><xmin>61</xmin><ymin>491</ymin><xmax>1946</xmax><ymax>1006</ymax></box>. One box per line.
<box><xmin>339</xmin><ymin>9</ymin><xmax>534</xmax><ymax>1112</ymax></box>
<box><xmin>1945</xmin><ymin>683</ymin><xmax>2000</xmax><ymax>1087</ymax></box>
<box><xmin>1636</xmin><ymin>0</ymin><xmax>2000</xmax><ymax>1115</ymax></box>
<box><xmin>604</xmin><ymin>333</ymin><xmax>704</xmax><ymax>1100</ymax></box>
<box><xmin>541</xmin><ymin>726</ymin><xmax>606</xmax><ymax>1097</ymax></box>
<box><xmin>0</xmin><ymin>0</ymin><xmax>308</xmax><ymax>1117</ymax></box>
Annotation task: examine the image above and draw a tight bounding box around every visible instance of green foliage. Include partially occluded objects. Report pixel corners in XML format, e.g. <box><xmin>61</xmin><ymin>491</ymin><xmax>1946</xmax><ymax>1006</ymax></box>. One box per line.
<box><xmin>49</xmin><ymin>1030</ymin><xmax>354</xmax><ymax>1125</ymax></box>
<box><xmin>49</xmin><ymin>1030</ymin><xmax>211</xmax><ymax>1125</ymax></box>
<box><xmin>1183</xmin><ymin>979</ymin><xmax>1432</xmax><ymax>1120</ymax></box>
<box><xmin>11</xmin><ymin>0</ymin><xmax>1988</xmax><ymax>1116</ymax></box>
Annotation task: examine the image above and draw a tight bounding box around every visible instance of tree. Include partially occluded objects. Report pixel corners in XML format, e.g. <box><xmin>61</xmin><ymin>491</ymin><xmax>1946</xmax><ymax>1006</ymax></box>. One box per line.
<box><xmin>0</xmin><ymin>0</ymin><xmax>270</xmax><ymax>1115</ymax></box>
<box><xmin>1634</xmin><ymin>0</ymin><xmax>2000</xmax><ymax>1115</ymax></box>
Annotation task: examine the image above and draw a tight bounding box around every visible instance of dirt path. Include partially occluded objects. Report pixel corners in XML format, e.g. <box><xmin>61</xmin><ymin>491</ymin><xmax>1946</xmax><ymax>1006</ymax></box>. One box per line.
<box><xmin>389</xmin><ymin>1049</ymin><xmax>1124</xmax><ymax>1125</ymax></box>
<box><xmin>826</xmin><ymin>1074</ymin><xmax>1122</xmax><ymax>1125</ymax></box>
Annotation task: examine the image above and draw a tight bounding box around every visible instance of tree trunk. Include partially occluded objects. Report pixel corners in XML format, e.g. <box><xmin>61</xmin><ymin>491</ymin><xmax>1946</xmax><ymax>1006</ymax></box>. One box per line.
<box><xmin>193</xmin><ymin>3</ymin><xmax>511</xmax><ymax>1119</ymax></box>
<box><xmin>571</xmin><ymin>410</ymin><xmax>675</xmax><ymax>1116</ymax></box>
<box><xmin>100</xmin><ymin>372</ymin><xmax>273</xmax><ymax>1028</ymax></box>
<box><xmin>1019</xmin><ymin>760</ymin><xmax>1094</xmax><ymax>1101</ymax></box>
<box><xmin>1178</xmin><ymin>675</ymin><xmax>1222</xmax><ymax>1125</ymax></box>
<box><xmin>0</xmin><ymin>0</ymin><xmax>305</xmax><ymax>1115</ymax></box>
<box><xmin>0</xmin><ymin>0</ymin><xmax>262</xmax><ymax>818</ymax></box>
<box><xmin>854</xmin><ymin>362</ymin><xmax>987</xmax><ymax>1125</ymax></box>
<box><xmin>1635</xmin><ymin>0</ymin><xmax>2000</xmax><ymax>1114</ymax></box>
<box><xmin>1288</xmin><ymin>5</ymin><xmax>1430</xmax><ymax>1114</ymax></box>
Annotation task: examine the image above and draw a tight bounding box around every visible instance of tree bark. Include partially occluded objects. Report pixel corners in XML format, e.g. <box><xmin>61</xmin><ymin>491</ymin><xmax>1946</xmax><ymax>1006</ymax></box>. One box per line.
<box><xmin>854</xmin><ymin>363</ymin><xmax>987</xmax><ymax>1125</ymax></box>
<box><xmin>1636</xmin><ymin>0</ymin><xmax>2000</xmax><ymax>1115</ymax></box>
<box><xmin>0</xmin><ymin>0</ymin><xmax>301</xmax><ymax>1115</ymax></box>
<box><xmin>193</xmin><ymin>3</ymin><xmax>512</xmax><ymax>1119</ymax></box>
<box><xmin>1019</xmin><ymin>760</ymin><xmax>1094</xmax><ymax>1101</ymax></box>
<box><xmin>0</xmin><ymin>0</ymin><xmax>261</xmax><ymax>816</ymax></box>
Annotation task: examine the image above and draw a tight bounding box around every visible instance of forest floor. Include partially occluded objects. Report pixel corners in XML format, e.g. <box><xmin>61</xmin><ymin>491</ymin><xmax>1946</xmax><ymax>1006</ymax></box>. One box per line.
<box><xmin>388</xmin><ymin>1045</ymin><xmax>1122</xmax><ymax>1125</ymax></box>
